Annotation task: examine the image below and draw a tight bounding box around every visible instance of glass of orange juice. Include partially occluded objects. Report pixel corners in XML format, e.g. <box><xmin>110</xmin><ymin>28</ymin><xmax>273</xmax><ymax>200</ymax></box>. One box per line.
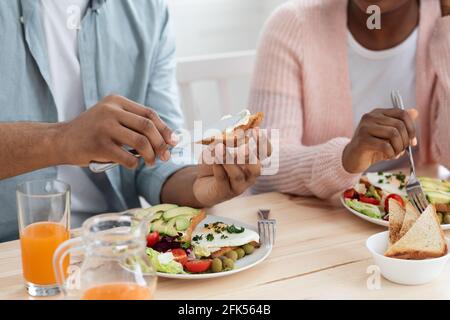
<box><xmin>17</xmin><ymin>179</ymin><xmax>70</xmax><ymax>297</ymax></box>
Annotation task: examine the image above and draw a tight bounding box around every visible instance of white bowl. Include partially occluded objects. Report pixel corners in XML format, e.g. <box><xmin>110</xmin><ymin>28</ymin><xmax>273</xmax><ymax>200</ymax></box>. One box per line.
<box><xmin>366</xmin><ymin>231</ymin><xmax>450</xmax><ymax>285</ymax></box>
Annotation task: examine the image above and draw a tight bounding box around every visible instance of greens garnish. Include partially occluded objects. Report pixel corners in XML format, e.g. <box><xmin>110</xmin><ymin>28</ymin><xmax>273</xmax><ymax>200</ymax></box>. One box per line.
<box><xmin>226</xmin><ymin>225</ymin><xmax>245</xmax><ymax>234</ymax></box>
<box><xmin>181</xmin><ymin>242</ymin><xmax>191</xmax><ymax>249</ymax></box>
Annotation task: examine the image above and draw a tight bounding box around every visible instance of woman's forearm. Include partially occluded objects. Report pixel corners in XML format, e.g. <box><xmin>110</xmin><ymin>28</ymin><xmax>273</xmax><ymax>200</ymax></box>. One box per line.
<box><xmin>0</xmin><ymin>122</ymin><xmax>64</xmax><ymax>179</ymax></box>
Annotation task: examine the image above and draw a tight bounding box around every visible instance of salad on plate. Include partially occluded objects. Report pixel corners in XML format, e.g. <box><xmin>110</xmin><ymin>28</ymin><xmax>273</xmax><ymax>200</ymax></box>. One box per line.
<box><xmin>342</xmin><ymin>172</ymin><xmax>450</xmax><ymax>225</ymax></box>
<box><xmin>132</xmin><ymin>204</ymin><xmax>261</xmax><ymax>275</ymax></box>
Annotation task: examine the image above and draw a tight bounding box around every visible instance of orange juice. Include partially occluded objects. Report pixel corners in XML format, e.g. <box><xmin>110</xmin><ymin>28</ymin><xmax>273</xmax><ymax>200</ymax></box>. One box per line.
<box><xmin>20</xmin><ymin>222</ymin><xmax>70</xmax><ymax>285</ymax></box>
<box><xmin>82</xmin><ymin>283</ymin><xmax>153</xmax><ymax>300</ymax></box>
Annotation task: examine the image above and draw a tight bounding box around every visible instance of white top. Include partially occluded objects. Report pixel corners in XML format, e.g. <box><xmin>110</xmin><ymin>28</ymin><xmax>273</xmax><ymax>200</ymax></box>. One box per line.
<box><xmin>348</xmin><ymin>28</ymin><xmax>418</xmax><ymax>127</ymax></box>
<box><xmin>41</xmin><ymin>0</ymin><xmax>108</xmax><ymax>213</ymax></box>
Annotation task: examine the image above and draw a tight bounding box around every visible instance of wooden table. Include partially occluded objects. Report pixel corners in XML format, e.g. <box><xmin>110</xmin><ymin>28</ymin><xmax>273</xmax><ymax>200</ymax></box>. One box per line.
<box><xmin>2</xmin><ymin>166</ymin><xmax>450</xmax><ymax>300</ymax></box>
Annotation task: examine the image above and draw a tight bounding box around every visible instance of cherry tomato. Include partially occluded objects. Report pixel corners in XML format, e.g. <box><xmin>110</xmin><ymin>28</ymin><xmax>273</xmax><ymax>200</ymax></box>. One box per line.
<box><xmin>146</xmin><ymin>231</ymin><xmax>160</xmax><ymax>248</ymax></box>
<box><xmin>184</xmin><ymin>260</ymin><xmax>212</xmax><ymax>273</ymax></box>
<box><xmin>171</xmin><ymin>248</ymin><xmax>188</xmax><ymax>266</ymax></box>
<box><xmin>343</xmin><ymin>188</ymin><xmax>357</xmax><ymax>199</ymax></box>
<box><xmin>384</xmin><ymin>194</ymin><xmax>404</xmax><ymax>212</ymax></box>
<box><xmin>359</xmin><ymin>196</ymin><xmax>380</xmax><ymax>206</ymax></box>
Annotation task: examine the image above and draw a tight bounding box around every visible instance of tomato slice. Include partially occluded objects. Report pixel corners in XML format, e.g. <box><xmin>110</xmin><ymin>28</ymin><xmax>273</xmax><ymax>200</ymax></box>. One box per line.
<box><xmin>343</xmin><ymin>188</ymin><xmax>357</xmax><ymax>199</ymax></box>
<box><xmin>359</xmin><ymin>196</ymin><xmax>380</xmax><ymax>206</ymax></box>
<box><xmin>384</xmin><ymin>194</ymin><xmax>404</xmax><ymax>213</ymax></box>
<box><xmin>184</xmin><ymin>260</ymin><xmax>212</xmax><ymax>273</ymax></box>
<box><xmin>171</xmin><ymin>248</ymin><xmax>188</xmax><ymax>266</ymax></box>
<box><xmin>146</xmin><ymin>231</ymin><xmax>160</xmax><ymax>248</ymax></box>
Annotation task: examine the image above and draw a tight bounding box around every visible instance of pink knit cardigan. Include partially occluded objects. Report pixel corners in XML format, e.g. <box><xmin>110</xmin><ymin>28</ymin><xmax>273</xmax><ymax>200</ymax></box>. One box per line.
<box><xmin>249</xmin><ymin>0</ymin><xmax>450</xmax><ymax>200</ymax></box>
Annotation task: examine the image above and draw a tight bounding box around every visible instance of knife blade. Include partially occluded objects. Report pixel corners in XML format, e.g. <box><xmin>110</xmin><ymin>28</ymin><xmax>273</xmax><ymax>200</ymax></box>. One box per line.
<box><xmin>89</xmin><ymin>109</ymin><xmax>251</xmax><ymax>173</ymax></box>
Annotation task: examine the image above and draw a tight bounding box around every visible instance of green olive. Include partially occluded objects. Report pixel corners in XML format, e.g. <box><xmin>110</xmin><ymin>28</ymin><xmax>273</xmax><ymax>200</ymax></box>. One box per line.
<box><xmin>225</xmin><ymin>250</ymin><xmax>238</xmax><ymax>261</ymax></box>
<box><xmin>242</xmin><ymin>243</ymin><xmax>255</xmax><ymax>255</ymax></box>
<box><xmin>223</xmin><ymin>258</ymin><xmax>235</xmax><ymax>271</ymax></box>
<box><xmin>211</xmin><ymin>258</ymin><xmax>223</xmax><ymax>273</ymax></box>
<box><xmin>443</xmin><ymin>213</ymin><xmax>450</xmax><ymax>225</ymax></box>
<box><xmin>437</xmin><ymin>212</ymin><xmax>444</xmax><ymax>224</ymax></box>
<box><xmin>236</xmin><ymin>248</ymin><xmax>245</xmax><ymax>259</ymax></box>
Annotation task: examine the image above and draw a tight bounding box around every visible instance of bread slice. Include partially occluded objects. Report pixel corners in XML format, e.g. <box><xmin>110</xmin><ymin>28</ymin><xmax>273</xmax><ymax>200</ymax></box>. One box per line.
<box><xmin>385</xmin><ymin>205</ymin><xmax>448</xmax><ymax>259</ymax></box>
<box><xmin>179</xmin><ymin>209</ymin><xmax>207</xmax><ymax>243</ymax></box>
<box><xmin>388</xmin><ymin>199</ymin><xmax>406</xmax><ymax>246</ymax></box>
<box><xmin>398</xmin><ymin>201</ymin><xmax>420</xmax><ymax>239</ymax></box>
<box><xmin>435</xmin><ymin>203</ymin><xmax>450</xmax><ymax>213</ymax></box>
<box><xmin>200</xmin><ymin>112</ymin><xmax>264</xmax><ymax>145</ymax></box>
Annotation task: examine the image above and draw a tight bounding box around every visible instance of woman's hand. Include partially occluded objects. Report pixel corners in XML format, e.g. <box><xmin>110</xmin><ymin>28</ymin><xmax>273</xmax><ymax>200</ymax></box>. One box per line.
<box><xmin>342</xmin><ymin>108</ymin><xmax>418</xmax><ymax>174</ymax></box>
<box><xmin>441</xmin><ymin>0</ymin><xmax>450</xmax><ymax>16</ymax></box>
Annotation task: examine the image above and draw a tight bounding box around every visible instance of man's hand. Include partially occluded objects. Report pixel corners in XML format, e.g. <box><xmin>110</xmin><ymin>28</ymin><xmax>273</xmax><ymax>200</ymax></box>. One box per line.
<box><xmin>342</xmin><ymin>108</ymin><xmax>418</xmax><ymax>174</ymax></box>
<box><xmin>58</xmin><ymin>94</ymin><xmax>177</xmax><ymax>169</ymax></box>
<box><xmin>192</xmin><ymin>129</ymin><xmax>271</xmax><ymax>207</ymax></box>
<box><xmin>161</xmin><ymin>128</ymin><xmax>272</xmax><ymax>208</ymax></box>
<box><xmin>441</xmin><ymin>0</ymin><xmax>450</xmax><ymax>16</ymax></box>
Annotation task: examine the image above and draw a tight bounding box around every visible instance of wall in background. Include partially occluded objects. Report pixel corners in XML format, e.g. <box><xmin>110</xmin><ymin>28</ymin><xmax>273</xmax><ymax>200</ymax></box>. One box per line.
<box><xmin>166</xmin><ymin>0</ymin><xmax>286</xmax><ymax>126</ymax></box>
<box><xmin>167</xmin><ymin>0</ymin><xmax>284</xmax><ymax>57</ymax></box>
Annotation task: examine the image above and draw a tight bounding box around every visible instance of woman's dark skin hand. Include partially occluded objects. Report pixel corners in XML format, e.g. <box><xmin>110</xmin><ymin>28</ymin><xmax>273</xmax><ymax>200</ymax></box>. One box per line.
<box><xmin>344</xmin><ymin>1</ymin><xmax>420</xmax><ymax>174</ymax></box>
<box><xmin>342</xmin><ymin>108</ymin><xmax>418</xmax><ymax>174</ymax></box>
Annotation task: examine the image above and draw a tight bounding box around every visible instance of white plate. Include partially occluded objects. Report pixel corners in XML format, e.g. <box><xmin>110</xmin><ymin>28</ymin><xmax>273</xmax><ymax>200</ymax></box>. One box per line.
<box><xmin>156</xmin><ymin>215</ymin><xmax>272</xmax><ymax>280</ymax></box>
<box><xmin>341</xmin><ymin>197</ymin><xmax>450</xmax><ymax>230</ymax></box>
<box><xmin>340</xmin><ymin>196</ymin><xmax>388</xmax><ymax>228</ymax></box>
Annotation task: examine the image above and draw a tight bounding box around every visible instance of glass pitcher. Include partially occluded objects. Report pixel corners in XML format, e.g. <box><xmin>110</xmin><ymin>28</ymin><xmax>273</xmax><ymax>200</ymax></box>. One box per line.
<box><xmin>53</xmin><ymin>213</ymin><xmax>157</xmax><ymax>300</ymax></box>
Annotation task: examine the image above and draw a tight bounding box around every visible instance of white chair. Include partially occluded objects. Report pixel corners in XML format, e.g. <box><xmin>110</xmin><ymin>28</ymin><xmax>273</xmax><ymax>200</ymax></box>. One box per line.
<box><xmin>177</xmin><ymin>50</ymin><xmax>256</xmax><ymax>128</ymax></box>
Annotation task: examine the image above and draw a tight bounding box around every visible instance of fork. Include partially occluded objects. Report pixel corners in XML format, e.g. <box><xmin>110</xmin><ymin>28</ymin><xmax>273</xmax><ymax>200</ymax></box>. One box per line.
<box><xmin>257</xmin><ymin>209</ymin><xmax>276</xmax><ymax>247</ymax></box>
<box><xmin>391</xmin><ymin>90</ymin><xmax>429</xmax><ymax>213</ymax></box>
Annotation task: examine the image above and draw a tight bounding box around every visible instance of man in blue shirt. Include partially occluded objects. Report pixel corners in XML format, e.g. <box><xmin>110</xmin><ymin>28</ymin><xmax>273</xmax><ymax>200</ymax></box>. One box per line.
<box><xmin>0</xmin><ymin>0</ymin><xmax>266</xmax><ymax>241</ymax></box>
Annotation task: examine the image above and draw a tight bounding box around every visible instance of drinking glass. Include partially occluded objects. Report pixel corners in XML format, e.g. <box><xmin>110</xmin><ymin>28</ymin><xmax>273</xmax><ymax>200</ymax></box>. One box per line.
<box><xmin>17</xmin><ymin>179</ymin><xmax>70</xmax><ymax>297</ymax></box>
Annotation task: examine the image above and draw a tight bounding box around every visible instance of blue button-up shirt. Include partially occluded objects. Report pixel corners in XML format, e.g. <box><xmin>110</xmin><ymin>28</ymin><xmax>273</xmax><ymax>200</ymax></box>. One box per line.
<box><xmin>0</xmin><ymin>0</ymin><xmax>188</xmax><ymax>241</ymax></box>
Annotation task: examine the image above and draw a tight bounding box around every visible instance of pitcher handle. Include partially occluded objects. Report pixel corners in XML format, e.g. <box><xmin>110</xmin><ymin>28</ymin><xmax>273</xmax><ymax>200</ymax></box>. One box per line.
<box><xmin>53</xmin><ymin>237</ymin><xmax>84</xmax><ymax>295</ymax></box>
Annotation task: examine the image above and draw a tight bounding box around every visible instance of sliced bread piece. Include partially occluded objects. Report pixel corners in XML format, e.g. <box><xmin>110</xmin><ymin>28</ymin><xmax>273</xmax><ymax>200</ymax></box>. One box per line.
<box><xmin>398</xmin><ymin>201</ymin><xmax>420</xmax><ymax>239</ymax></box>
<box><xmin>200</xmin><ymin>112</ymin><xmax>264</xmax><ymax>145</ymax></box>
<box><xmin>435</xmin><ymin>203</ymin><xmax>450</xmax><ymax>213</ymax></box>
<box><xmin>385</xmin><ymin>205</ymin><xmax>448</xmax><ymax>259</ymax></box>
<box><xmin>388</xmin><ymin>198</ymin><xmax>406</xmax><ymax>246</ymax></box>
<box><xmin>179</xmin><ymin>209</ymin><xmax>207</xmax><ymax>243</ymax></box>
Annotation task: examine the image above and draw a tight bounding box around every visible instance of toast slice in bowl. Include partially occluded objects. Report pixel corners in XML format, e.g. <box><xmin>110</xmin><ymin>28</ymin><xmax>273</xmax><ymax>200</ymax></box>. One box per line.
<box><xmin>385</xmin><ymin>204</ymin><xmax>448</xmax><ymax>259</ymax></box>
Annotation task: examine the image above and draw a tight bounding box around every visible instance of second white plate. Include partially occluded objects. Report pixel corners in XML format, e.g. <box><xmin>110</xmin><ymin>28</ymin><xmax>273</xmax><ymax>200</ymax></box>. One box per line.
<box><xmin>341</xmin><ymin>197</ymin><xmax>450</xmax><ymax>230</ymax></box>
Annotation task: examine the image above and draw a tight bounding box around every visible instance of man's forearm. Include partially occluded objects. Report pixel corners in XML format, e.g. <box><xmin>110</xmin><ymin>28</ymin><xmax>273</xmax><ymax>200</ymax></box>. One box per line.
<box><xmin>0</xmin><ymin>122</ymin><xmax>64</xmax><ymax>179</ymax></box>
<box><xmin>160</xmin><ymin>166</ymin><xmax>203</xmax><ymax>208</ymax></box>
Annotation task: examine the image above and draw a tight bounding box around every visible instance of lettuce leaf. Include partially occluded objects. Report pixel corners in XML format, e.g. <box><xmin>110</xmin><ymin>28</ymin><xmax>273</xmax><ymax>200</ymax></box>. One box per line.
<box><xmin>146</xmin><ymin>248</ymin><xmax>184</xmax><ymax>274</ymax></box>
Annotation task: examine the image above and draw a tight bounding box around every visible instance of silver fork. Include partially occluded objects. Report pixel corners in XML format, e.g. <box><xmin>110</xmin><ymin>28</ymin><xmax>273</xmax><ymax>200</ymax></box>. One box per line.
<box><xmin>391</xmin><ymin>90</ymin><xmax>429</xmax><ymax>213</ymax></box>
<box><xmin>257</xmin><ymin>209</ymin><xmax>276</xmax><ymax>247</ymax></box>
